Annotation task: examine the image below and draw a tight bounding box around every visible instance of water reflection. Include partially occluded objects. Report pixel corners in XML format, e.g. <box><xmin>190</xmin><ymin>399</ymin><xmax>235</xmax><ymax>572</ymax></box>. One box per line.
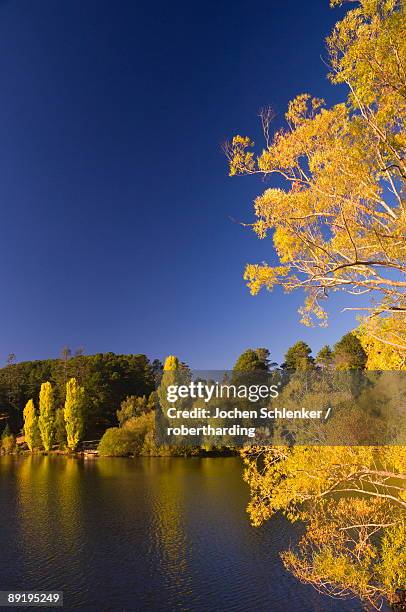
<box><xmin>0</xmin><ymin>457</ymin><xmax>361</xmax><ymax>611</ymax></box>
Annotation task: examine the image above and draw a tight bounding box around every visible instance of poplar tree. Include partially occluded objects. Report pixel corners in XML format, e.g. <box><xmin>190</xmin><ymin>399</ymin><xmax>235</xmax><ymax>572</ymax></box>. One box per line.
<box><xmin>163</xmin><ymin>355</ymin><xmax>179</xmax><ymax>371</ymax></box>
<box><xmin>23</xmin><ymin>399</ymin><xmax>39</xmax><ymax>451</ymax></box>
<box><xmin>64</xmin><ymin>377</ymin><xmax>85</xmax><ymax>451</ymax></box>
<box><xmin>38</xmin><ymin>381</ymin><xmax>55</xmax><ymax>452</ymax></box>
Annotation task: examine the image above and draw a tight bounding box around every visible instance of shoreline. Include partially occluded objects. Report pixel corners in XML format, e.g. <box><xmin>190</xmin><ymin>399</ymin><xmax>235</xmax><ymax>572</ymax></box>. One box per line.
<box><xmin>0</xmin><ymin>448</ymin><xmax>239</xmax><ymax>459</ymax></box>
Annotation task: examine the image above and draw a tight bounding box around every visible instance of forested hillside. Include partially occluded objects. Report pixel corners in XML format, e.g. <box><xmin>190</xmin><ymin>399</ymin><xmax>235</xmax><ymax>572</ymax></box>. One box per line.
<box><xmin>0</xmin><ymin>353</ymin><xmax>160</xmax><ymax>436</ymax></box>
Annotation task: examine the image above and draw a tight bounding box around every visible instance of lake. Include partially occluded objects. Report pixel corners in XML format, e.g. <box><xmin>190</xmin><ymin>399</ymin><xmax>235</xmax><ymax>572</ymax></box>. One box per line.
<box><xmin>0</xmin><ymin>456</ymin><xmax>362</xmax><ymax>611</ymax></box>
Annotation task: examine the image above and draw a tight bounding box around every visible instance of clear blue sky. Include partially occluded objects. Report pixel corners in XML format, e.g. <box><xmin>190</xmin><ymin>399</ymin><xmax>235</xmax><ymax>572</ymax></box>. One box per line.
<box><xmin>0</xmin><ymin>0</ymin><xmax>360</xmax><ymax>368</ymax></box>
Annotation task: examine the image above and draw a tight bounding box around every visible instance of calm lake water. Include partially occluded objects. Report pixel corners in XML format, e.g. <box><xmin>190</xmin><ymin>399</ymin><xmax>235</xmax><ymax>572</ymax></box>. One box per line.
<box><xmin>0</xmin><ymin>456</ymin><xmax>362</xmax><ymax>612</ymax></box>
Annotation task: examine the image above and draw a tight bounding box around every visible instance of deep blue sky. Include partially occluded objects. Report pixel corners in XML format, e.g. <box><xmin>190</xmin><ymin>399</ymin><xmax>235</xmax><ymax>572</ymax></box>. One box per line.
<box><xmin>0</xmin><ymin>0</ymin><xmax>360</xmax><ymax>368</ymax></box>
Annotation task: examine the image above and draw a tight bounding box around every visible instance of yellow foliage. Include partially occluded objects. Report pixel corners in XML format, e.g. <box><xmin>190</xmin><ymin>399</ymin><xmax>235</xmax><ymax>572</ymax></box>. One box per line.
<box><xmin>163</xmin><ymin>355</ymin><xmax>179</xmax><ymax>371</ymax></box>
<box><xmin>225</xmin><ymin>0</ymin><xmax>406</xmax><ymax>343</ymax></box>
<box><xmin>357</xmin><ymin>314</ymin><xmax>406</xmax><ymax>370</ymax></box>
<box><xmin>38</xmin><ymin>381</ymin><xmax>55</xmax><ymax>452</ymax></box>
<box><xmin>229</xmin><ymin>3</ymin><xmax>406</xmax><ymax>608</ymax></box>
<box><xmin>227</xmin><ymin>135</ymin><xmax>255</xmax><ymax>176</ymax></box>
<box><xmin>243</xmin><ymin>264</ymin><xmax>290</xmax><ymax>295</ymax></box>
<box><xmin>242</xmin><ymin>444</ymin><xmax>406</xmax><ymax>608</ymax></box>
<box><xmin>64</xmin><ymin>378</ymin><xmax>85</xmax><ymax>451</ymax></box>
<box><xmin>23</xmin><ymin>399</ymin><xmax>38</xmax><ymax>452</ymax></box>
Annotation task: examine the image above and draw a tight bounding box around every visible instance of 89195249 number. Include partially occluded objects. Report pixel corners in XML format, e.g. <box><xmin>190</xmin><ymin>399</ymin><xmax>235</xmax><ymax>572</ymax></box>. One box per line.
<box><xmin>0</xmin><ymin>592</ymin><xmax>63</xmax><ymax>607</ymax></box>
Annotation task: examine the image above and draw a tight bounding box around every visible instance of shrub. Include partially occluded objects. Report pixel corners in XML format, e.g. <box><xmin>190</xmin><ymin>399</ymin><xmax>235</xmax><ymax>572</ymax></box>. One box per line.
<box><xmin>116</xmin><ymin>393</ymin><xmax>155</xmax><ymax>426</ymax></box>
<box><xmin>123</xmin><ymin>411</ymin><xmax>154</xmax><ymax>435</ymax></box>
<box><xmin>98</xmin><ymin>427</ymin><xmax>136</xmax><ymax>457</ymax></box>
<box><xmin>99</xmin><ymin>411</ymin><xmax>156</xmax><ymax>456</ymax></box>
<box><xmin>1</xmin><ymin>425</ymin><xmax>16</xmax><ymax>455</ymax></box>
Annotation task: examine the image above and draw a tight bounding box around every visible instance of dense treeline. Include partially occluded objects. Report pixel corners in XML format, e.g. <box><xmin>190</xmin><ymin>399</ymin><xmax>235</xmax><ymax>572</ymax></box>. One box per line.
<box><xmin>0</xmin><ymin>352</ymin><xmax>160</xmax><ymax>436</ymax></box>
<box><xmin>97</xmin><ymin>332</ymin><xmax>372</xmax><ymax>457</ymax></box>
<box><xmin>0</xmin><ymin>330</ymin><xmax>368</xmax><ymax>449</ymax></box>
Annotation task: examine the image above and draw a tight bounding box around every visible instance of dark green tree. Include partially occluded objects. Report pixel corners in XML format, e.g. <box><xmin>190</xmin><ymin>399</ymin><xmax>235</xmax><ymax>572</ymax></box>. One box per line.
<box><xmin>254</xmin><ymin>348</ymin><xmax>278</xmax><ymax>371</ymax></box>
<box><xmin>5</xmin><ymin>353</ymin><xmax>20</xmax><ymax>416</ymax></box>
<box><xmin>283</xmin><ymin>341</ymin><xmax>314</xmax><ymax>371</ymax></box>
<box><xmin>54</xmin><ymin>408</ymin><xmax>67</xmax><ymax>449</ymax></box>
<box><xmin>333</xmin><ymin>333</ymin><xmax>367</xmax><ymax>370</ymax></box>
<box><xmin>316</xmin><ymin>345</ymin><xmax>334</xmax><ymax>369</ymax></box>
<box><xmin>60</xmin><ymin>346</ymin><xmax>72</xmax><ymax>384</ymax></box>
<box><xmin>151</xmin><ymin>359</ymin><xmax>163</xmax><ymax>381</ymax></box>
<box><xmin>233</xmin><ymin>349</ymin><xmax>264</xmax><ymax>372</ymax></box>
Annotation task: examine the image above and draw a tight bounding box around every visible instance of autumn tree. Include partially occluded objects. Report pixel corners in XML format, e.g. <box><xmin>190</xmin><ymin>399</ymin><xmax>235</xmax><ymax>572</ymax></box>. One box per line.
<box><xmin>157</xmin><ymin>355</ymin><xmax>194</xmax><ymax>453</ymax></box>
<box><xmin>228</xmin><ymin>1</ymin><xmax>406</xmax><ymax>609</ymax></box>
<box><xmin>159</xmin><ymin>355</ymin><xmax>180</xmax><ymax>410</ymax></box>
<box><xmin>23</xmin><ymin>399</ymin><xmax>39</xmax><ymax>451</ymax></box>
<box><xmin>225</xmin><ymin>0</ymin><xmax>406</xmax><ymax>353</ymax></box>
<box><xmin>163</xmin><ymin>355</ymin><xmax>179</xmax><ymax>371</ymax></box>
<box><xmin>64</xmin><ymin>377</ymin><xmax>85</xmax><ymax>451</ymax></box>
<box><xmin>38</xmin><ymin>381</ymin><xmax>55</xmax><ymax>452</ymax></box>
<box><xmin>242</xmin><ymin>445</ymin><xmax>406</xmax><ymax>610</ymax></box>
<box><xmin>357</xmin><ymin>314</ymin><xmax>406</xmax><ymax>369</ymax></box>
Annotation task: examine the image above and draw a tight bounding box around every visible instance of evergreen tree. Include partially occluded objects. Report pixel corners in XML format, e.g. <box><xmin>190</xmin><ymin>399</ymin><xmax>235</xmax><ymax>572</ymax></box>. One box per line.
<box><xmin>333</xmin><ymin>332</ymin><xmax>367</xmax><ymax>370</ymax></box>
<box><xmin>64</xmin><ymin>378</ymin><xmax>85</xmax><ymax>451</ymax></box>
<box><xmin>254</xmin><ymin>348</ymin><xmax>277</xmax><ymax>371</ymax></box>
<box><xmin>233</xmin><ymin>349</ymin><xmax>263</xmax><ymax>372</ymax></box>
<box><xmin>38</xmin><ymin>381</ymin><xmax>55</xmax><ymax>451</ymax></box>
<box><xmin>1</xmin><ymin>423</ymin><xmax>11</xmax><ymax>439</ymax></box>
<box><xmin>54</xmin><ymin>408</ymin><xmax>67</xmax><ymax>449</ymax></box>
<box><xmin>232</xmin><ymin>348</ymin><xmax>271</xmax><ymax>390</ymax></box>
<box><xmin>151</xmin><ymin>359</ymin><xmax>163</xmax><ymax>379</ymax></box>
<box><xmin>283</xmin><ymin>341</ymin><xmax>314</xmax><ymax>371</ymax></box>
<box><xmin>316</xmin><ymin>345</ymin><xmax>334</xmax><ymax>369</ymax></box>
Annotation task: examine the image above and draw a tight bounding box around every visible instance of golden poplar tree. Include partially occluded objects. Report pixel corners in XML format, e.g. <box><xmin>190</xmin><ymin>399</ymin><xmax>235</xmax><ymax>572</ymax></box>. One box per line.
<box><xmin>64</xmin><ymin>377</ymin><xmax>85</xmax><ymax>451</ymax></box>
<box><xmin>159</xmin><ymin>355</ymin><xmax>180</xmax><ymax>410</ymax></box>
<box><xmin>163</xmin><ymin>355</ymin><xmax>179</xmax><ymax>370</ymax></box>
<box><xmin>23</xmin><ymin>399</ymin><xmax>38</xmax><ymax>451</ymax></box>
<box><xmin>38</xmin><ymin>381</ymin><xmax>55</xmax><ymax>452</ymax></box>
